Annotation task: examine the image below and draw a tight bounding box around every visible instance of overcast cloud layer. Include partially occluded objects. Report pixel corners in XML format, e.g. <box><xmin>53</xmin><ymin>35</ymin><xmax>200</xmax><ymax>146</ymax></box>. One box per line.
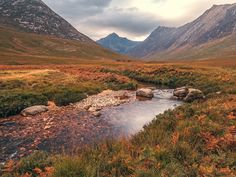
<box><xmin>43</xmin><ymin>0</ymin><xmax>236</xmax><ymax>41</ymax></box>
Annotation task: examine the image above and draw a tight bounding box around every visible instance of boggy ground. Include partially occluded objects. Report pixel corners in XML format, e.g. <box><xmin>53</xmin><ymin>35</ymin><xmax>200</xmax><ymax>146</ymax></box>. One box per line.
<box><xmin>0</xmin><ymin>59</ymin><xmax>236</xmax><ymax>176</ymax></box>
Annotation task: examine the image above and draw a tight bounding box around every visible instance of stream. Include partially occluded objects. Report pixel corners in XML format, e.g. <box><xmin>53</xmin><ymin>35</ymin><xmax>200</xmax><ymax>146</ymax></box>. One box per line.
<box><xmin>0</xmin><ymin>89</ymin><xmax>182</xmax><ymax>163</ymax></box>
<box><xmin>100</xmin><ymin>89</ymin><xmax>182</xmax><ymax>136</ymax></box>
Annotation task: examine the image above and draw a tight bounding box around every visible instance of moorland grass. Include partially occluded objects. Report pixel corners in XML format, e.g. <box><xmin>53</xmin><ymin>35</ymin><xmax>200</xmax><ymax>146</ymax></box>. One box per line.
<box><xmin>1</xmin><ymin>63</ymin><xmax>236</xmax><ymax>176</ymax></box>
<box><xmin>0</xmin><ymin>68</ymin><xmax>137</xmax><ymax>118</ymax></box>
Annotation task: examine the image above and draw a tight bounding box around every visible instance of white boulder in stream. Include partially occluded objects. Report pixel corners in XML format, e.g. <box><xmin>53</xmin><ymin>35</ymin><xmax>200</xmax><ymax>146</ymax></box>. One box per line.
<box><xmin>21</xmin><ymin>105</ymin><xmax>49</xmax><ymax>116</ymax></box>
<box><xmin>136</xmin><ymin>88</ymin><xmax>154</xmax><ymax>98</ymax></box>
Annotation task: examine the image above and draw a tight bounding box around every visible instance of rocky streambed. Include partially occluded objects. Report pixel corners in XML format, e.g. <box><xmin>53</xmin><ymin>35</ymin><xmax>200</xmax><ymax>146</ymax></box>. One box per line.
<box><xmin>0</xmin><ymin>89</ymin><xmax>182</xmax><ymax>163</ymax></box>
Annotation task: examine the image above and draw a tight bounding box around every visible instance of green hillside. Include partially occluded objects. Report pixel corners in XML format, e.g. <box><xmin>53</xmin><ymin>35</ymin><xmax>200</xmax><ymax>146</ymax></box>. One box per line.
<box><xmin>0</xmin><ymin>25</ymin><xmax>127</xmax><ymax>65</ymax></box>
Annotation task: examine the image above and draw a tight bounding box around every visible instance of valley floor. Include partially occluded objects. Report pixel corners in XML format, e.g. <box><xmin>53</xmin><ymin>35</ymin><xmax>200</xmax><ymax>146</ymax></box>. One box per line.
<box><xmin>0</xmin><ymin>59</ymin><xmax>236</xmax><ymax>176</ymax></box>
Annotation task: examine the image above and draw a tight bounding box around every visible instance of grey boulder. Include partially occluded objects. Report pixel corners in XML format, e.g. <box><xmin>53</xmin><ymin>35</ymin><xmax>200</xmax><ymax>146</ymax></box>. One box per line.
<box><xmin>136</xmin><ymin>88</ymin><xmax>154</xmax><ymax>98</ymax></box>
<box><xmin>21</xmin><ymin>105</ymin><xmax>49</xmax><ymax>116</ymax></box>
<box><xmin>173</xmin><ymin>87</ymin><xmax>189</xmax><ymax>99</ymax></box>
<box><xmin>184</xmin><ymin>88</ymin><xmax>205</xmax><ymax>102</ymax></box>
<box><xmin>173</xmin><ymin>87</ymin><xmax>204</xmax><ymax>102</ymax></box>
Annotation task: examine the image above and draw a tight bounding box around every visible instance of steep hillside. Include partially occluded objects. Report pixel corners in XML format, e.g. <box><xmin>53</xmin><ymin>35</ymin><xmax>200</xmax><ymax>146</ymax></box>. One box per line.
<box><xmin>128</xmin><ymin>3</ymin><xmax>236</xmax><ymax>60</ymax></box>
<box><xmin>0</xmin><ymin>0</ymin><xmax>92</xmax><ymax>42</ymax></box>
<box><xmin>97</xmin><ymin>33</ymin><xmax>140</xmax><ymax>54</ymax></box>
<box><xmin>0</xmin><ymin>25</ymin><xmax>126</xmax><ymax>65</ymax></box>
<box><xmin>149</xmin><ymin>33</ymin><xmax>236</xmax><ymax>60</ymax></box>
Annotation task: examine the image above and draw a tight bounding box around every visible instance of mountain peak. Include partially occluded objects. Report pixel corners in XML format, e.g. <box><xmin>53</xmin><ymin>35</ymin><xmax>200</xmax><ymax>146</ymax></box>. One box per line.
<box><xmin>211</xmin><ymin>3</ymin><xmax>236</xmax><ymax>8</ymax></box>
<box><xmin>109</xmin><ymin>33</ymin><xmax>119</xmax><ymax>37</ymax></box>
<box><xmin>97</xmin><ymin>33</ymin><xmax>140</xmax><ymax>54</ymax></box>
<box><xmin>0</xmin><ymin>0</ymin><xmax>92</xmax><ymax>42</ymax></box>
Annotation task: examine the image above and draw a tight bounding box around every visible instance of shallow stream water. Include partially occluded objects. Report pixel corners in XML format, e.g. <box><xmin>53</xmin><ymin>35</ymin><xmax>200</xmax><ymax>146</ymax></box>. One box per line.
<box><xmin>100</xmin><ymin>89</ymin><xmax>182</xmax><ymax>136</ymax></box>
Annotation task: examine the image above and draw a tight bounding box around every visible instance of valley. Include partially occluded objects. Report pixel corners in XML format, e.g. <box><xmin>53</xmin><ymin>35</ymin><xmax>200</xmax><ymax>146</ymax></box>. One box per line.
<box><xmin>0</xmin><ymin>61</ymin><xmax>236</xmax><ymax>176</ymax></box>
<box><xmin>0</xmin><ymin>0</ymin><xmax>236</xmax><ymax>176</ymax></box>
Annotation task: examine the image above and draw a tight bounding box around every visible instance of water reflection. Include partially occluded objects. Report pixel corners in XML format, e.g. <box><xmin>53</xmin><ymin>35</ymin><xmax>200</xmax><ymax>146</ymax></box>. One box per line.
<box><xmin>100</xmin><ymin>89</ymin><xmax>182</xmax><ymax>136</ymax></box>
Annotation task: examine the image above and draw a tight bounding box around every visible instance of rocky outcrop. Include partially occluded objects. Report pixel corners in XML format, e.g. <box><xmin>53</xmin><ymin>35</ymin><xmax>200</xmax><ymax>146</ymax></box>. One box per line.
<box><xmin>173</xmin><ymin>87</ymin><xmax>204</xmax><ymax>102</ymax></box>
<box><xmin>136</xmin><ymin>88</ymin><xmax>154</xmax><ymax>98</ymax></box>
<box><xmin>21</xmin><ymin>105</ymin><xmax>48</xmax><ymax>116</ymax></box>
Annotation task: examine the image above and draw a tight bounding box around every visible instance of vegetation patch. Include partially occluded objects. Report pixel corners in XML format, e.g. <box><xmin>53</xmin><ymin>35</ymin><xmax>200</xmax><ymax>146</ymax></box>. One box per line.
<box><xmin>0</xmin><ymin>67</ymin><xmax>136</xmax><ymax>118</ymax></box>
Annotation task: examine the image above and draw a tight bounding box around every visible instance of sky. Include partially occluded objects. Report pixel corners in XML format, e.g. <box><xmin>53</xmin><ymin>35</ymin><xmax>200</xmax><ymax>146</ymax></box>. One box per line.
<box><xmin>43</xmin><ymin>0</ymin><xmax>236</xmax><ymax>41</ymax></box>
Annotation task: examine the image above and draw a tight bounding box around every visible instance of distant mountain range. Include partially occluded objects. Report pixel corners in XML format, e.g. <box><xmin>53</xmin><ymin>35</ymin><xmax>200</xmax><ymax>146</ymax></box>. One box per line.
<box><xmin>97</xmin><ymin>33</ymin><xmax>140</xmax><ymax>54</ymax></box>
<box><xmin>98</xmin><ymin>3</ymin><xmax>236</xmax><ymax>60</ymax></box>
<box><xmin>1</xmin><ymin>0</ymin><xmax>236</xmax><ymax>62</ymax></box>
<box><xmin>0</xmin><ymin>0</ymin><xmax>126</xmax><ymax>64</ymax></box>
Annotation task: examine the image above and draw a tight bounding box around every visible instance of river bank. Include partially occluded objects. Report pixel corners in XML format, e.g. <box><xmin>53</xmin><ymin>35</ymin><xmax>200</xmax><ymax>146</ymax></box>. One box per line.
<box><xmin>0</xmin><ymin>90</ymin><xmax>134</xmax><ymax>163</ymax></box>
<box><xmin>0</xmin><ymin>89</ymin><xmax>181</xmax><ymax>164</ymax></box>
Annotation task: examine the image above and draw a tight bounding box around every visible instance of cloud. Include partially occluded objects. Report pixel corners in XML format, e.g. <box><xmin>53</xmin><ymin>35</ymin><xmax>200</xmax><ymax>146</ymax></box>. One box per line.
<box><xmin>83</xmin><ymin>7</ymin><xmax>160</xmax><ymax>36</ymax></box>
<box><xmin>42</xmin><ymin>0</ymin><xmax>236</xmax><ymax>40</ymax></box>
<box><xmin>43</xmin><ymin>0</ymin><xmax>112</xmax><ymax>19</ymax></box>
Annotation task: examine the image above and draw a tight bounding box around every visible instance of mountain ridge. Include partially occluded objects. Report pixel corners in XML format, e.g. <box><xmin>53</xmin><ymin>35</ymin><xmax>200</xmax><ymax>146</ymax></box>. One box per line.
<box><xmin>0</xmin><ymin>0</ymin><xmax>93</xmax><ymax>43</ymax></box>
<box><xmin>127</xmin><ymin>3</ymin><xmax>236</xmax><ymax>60</ymax></box>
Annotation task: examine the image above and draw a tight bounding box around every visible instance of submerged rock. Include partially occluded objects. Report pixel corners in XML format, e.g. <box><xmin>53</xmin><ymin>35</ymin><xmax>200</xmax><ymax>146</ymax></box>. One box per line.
<box><xmin>136</xmin><ymin>88</ymin><xmax>154</xmax><ymax>98</ymax></box>
<box><xmin>21</xmin><ymin>105</ymin><xmax>48</xmax><ymax>116</ymax></box>
<box><xmin>170</xmin><ymin>96</ymin><xmax>179</xmax><ymax>100</ymax></box>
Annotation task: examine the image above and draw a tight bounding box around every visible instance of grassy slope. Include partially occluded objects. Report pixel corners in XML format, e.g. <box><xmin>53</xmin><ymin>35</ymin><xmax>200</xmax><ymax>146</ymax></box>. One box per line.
<box><xmin>0</xmin><ymin>25</ymin><xmax>128</xmax><ymax>65</ymax></box>
<box><xmin>148</xmin><ymin>34</ymin><xmax>236</xmax><ymax>61</ymax></box>
<box><xmin>1</xmin><ymin>61</ymin><xmax>236</xmax><ymax>176</ymax></box>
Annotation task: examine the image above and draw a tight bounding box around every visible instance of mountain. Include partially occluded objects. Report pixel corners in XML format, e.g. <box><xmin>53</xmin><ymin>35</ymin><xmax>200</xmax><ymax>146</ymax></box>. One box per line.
<box><xmin>0</xmin><ymin>25</ymin><xmax>126</xmax><ymax>65</ymax></box>
<box><xmin>0</xmin><ymin>0</ymin><xmax>92</xmax><ymax>42</ymax></box>
<box><xmin>128</xmin><ymin>3</ymin><xmax>236</xmax><ymax>60</ymax></box>
<box><xmin>0</xmin><ymin>0</ymin><xmax>128</xmax><ymax>64</ymax></box>
<box><xmin>97</xmin><ymin>33</ymin><xmax>140</xmax><ymax>54</ymax></box>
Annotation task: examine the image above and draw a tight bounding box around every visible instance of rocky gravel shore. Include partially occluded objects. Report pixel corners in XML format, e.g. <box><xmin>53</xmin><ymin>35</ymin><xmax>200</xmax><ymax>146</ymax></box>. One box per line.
<box><xmin>76</xmin><ymin>90</ymin><xmax>136</xmax><ymax>116</ymax></box>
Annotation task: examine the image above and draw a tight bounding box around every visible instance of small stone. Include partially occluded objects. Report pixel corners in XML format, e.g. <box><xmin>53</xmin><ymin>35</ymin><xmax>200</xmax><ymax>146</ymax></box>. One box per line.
<box><xmin>93</xmin><ymin>112</ymin><xmax>101</xmax><ymax>117</ymax></box>
<box><xmin>89</xmin><ymin>107</ymin><xmax>102</xmax><ymax>112</ymax></box>
<box><xmin>44</xmin><ymin>125</ymin><xmax>51</xmax><ymax>130</ymax></box>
